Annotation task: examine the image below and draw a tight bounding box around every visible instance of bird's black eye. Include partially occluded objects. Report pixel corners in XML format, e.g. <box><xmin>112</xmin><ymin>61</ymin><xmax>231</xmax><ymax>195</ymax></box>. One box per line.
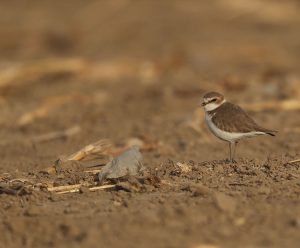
<box><xmin>211</xmin><ymin>99</ymin><xmax>217</xmax><ymax>102</ymax></box>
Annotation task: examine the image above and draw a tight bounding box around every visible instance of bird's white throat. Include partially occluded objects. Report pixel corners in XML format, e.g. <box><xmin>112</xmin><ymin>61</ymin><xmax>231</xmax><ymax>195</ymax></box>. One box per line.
<box><xmin>204</xmin><ymin>99</ymin><xmax>226</xmax><ymax>112</ymax></box>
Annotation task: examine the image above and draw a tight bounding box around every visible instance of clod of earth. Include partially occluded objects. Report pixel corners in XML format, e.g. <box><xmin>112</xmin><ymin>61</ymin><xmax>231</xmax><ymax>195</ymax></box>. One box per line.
<box><xmin>214</xmin><ymin>192</ymin><xmax>237</xmax><ymax>214</ymax></box>
<box><xmin>0</xmin><ymin>181</ymin><xmax>33</xmax><ymax>196</ymax></box>
<box><xmin>98</xmin><ymin>146</ymin><xmax>143</xmax><ymax>184</ymax></box>
<box><xmin>186</xmin><ymin>183</ymin><xmax>212</xmax><ymax>197</ymax></box>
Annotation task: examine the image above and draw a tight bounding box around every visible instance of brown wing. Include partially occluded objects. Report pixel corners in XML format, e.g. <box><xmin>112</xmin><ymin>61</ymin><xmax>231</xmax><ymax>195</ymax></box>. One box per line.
<box><xmin>211</xmin><ymin>102</ymin><xmax>274</xmax><ymax>133</ymax></box>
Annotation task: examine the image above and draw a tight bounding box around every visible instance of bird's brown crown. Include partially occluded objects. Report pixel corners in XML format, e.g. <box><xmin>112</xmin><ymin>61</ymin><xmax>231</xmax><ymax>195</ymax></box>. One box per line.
<box><xmin>202</xmin><ymin>91</ymin><xmax>225</xmax><ymax>106</ymax></box>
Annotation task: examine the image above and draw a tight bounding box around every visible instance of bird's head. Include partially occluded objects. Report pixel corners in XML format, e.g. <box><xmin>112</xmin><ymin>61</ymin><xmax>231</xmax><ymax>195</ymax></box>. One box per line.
<box><xmin>201</xmin><ymin>91</ymin><xmax>226</xmax><ymax>111</ymax></box>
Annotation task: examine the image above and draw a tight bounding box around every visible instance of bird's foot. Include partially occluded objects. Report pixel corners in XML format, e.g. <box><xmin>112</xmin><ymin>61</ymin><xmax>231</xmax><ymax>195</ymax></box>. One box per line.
<box><xmin>225</xmin><ymin>158</ymin><xmax>237</xmax><ymax>164</ymax></box>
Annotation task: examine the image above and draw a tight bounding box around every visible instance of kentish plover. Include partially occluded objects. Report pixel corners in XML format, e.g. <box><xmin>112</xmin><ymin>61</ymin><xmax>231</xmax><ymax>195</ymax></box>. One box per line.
<box><xmin>201</xmin><ymin>92</ymin><xmax>277</xmax><ymax>162</ymax></box>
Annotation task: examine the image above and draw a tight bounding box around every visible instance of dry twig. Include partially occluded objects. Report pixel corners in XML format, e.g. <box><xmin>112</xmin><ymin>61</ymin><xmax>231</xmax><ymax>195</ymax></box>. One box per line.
<box><xmin>242</xmin><ymin>99</ymin><xmax>300</xmax><ymax>112</ymax></box>
<box><xmin>48</xmin><ymin>184</ymin><xmax>116</xmax><ymax>194</ymax></box>
<box><xmin>288</xmin><ymin>159</ymin><xmax>300</xmax><ymax>164</ymax></box>
<box><xmin>64</xmin><ymin>139</ymin><xmax>111</xmax><ymax>161</ymax></box>
<box><xmin>0</xmin><ymin>58</ymin><xmax>86</xmax><ymax>89</ymax></box>
<box><xmin>0</xmin><ymin>57</ymin><xmax>161</xmax><ymax>90</ymax></box>
<box><xmin>46</xmin><ymin>139</ymin><xmax>111</xmax><ymax>173</ymax></box>
<box><xmin>47</xmin><ymin>184</ymin><xmax>88</xmax><ymax>192</ymax></box>
<box><xmin>17</xmin><ymin>93</ymin><xmax>90</xmax><ymax>126</ymax></box>
<box><xmin>84</xmin><ymin>169</ymin><xmax>101</xmax><ymax>174</ymax></box>
<box><xmin>32</xmin><ymin>126</ymin><xmax>81</xmax><ymax>143</ymax></box>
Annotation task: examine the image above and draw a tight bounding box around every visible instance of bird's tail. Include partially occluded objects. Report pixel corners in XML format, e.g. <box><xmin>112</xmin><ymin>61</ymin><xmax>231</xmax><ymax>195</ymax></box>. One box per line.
<box><xmin>266</xmin><ymin>131</ymin><xmax>277</xmax><ymax>136</ymax></box>
<box><xmin>257</xmin><ymin>127</ymin><xmax>278</xmax><ymax>136</ymax></box>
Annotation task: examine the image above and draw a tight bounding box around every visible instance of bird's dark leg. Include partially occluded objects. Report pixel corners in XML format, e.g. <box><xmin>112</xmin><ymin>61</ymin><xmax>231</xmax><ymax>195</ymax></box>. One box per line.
<box><xmin>228</xmin><ymin>142</ymin><xmax>232</xmax><ymax>163</ymax></box>
<box><xmin>229</xmin><ymin>142</ymin><xmax>237</xmax><ymax>163</ymax></box>
<box><xmin>232</xmin><ymin>141</ymin><xmax>238</xmax><ymax>163</ymax></box>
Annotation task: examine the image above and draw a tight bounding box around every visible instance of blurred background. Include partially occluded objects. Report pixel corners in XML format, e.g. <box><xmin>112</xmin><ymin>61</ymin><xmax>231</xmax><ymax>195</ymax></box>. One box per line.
<box><xmin>0</xmin><ymin>0</ymin><xmax>299</xmax><ymax>169</ymax></box>
<box><xmin>0</xmin><ymin>1</ymin><xmax>300</xmax><ymax>247</ymax></box>
<box><xmin>0</xmin><ymin>0</ymin><xmax>300</xmax><ymax>248</ymax></box>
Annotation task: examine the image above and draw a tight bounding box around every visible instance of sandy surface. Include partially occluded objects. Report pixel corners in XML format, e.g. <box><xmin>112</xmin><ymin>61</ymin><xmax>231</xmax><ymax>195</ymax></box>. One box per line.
<box><xmin>0</xmin><ymin>1</ymin><xmax>300</xmax><ymax>247</ymax></box>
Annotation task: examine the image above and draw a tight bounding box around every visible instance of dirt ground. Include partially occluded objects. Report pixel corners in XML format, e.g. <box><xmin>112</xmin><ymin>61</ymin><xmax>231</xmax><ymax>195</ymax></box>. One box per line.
<box><xmin>0</xmin><ymin>1</ymin><xmax>300</xmax><ymax>247</ymax></box>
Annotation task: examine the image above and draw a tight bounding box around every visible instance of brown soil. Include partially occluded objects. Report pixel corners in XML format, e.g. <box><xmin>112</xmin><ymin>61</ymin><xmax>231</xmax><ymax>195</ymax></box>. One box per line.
<box><xmin>0</xmin><ymin>1</ymin><xmax>300</xmax><ymax>247</ymax></box>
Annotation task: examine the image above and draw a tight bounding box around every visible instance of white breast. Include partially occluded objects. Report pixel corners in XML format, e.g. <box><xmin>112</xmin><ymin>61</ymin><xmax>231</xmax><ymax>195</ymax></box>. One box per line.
<box><xmin>205</xmin><ymin>113</ymin><xmax>264</xmax><ymax>142</ymax></box>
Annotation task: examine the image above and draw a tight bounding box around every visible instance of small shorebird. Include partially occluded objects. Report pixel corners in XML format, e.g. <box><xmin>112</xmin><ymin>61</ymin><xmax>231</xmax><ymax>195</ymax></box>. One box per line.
<box><xmin>201</xmin><ymin>92</ymin><xmax>277</xmax><ymax>162</ymax></box>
